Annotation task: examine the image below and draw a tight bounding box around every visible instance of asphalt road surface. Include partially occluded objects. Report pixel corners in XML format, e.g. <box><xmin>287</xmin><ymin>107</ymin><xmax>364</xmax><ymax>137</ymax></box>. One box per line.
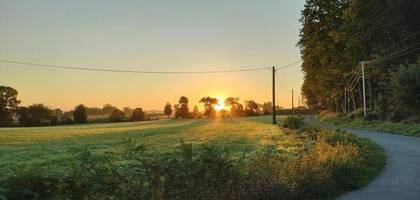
<box><xmin>337</xmin><ymin>128</ymin><xmax>420</xmax><ymax>200</ymax></box>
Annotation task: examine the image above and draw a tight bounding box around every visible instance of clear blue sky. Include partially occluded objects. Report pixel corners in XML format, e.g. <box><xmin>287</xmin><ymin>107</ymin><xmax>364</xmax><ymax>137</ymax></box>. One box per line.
<box><xmin>0</xmin><ymin>0</ymin><xmax>305</xmax><ymax>110</ymax></box>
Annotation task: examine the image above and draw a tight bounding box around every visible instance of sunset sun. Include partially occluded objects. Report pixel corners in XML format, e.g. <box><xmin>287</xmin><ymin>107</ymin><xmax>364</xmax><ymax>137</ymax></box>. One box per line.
<box><xmin>214</xmin><ymin>96</ymin><xmax>225</xmax><ymax>111</ymax></box>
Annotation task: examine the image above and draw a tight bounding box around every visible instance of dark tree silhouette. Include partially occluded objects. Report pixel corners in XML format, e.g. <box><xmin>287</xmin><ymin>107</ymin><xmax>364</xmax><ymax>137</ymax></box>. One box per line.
<box><xmin>0</xmin><ymin>86</ymin><xmax>21</xmax><ymax>126</ymax></box>
<box><xmin>109</xmin><ymin>109</ymin><xmax>125</xmax><ymax>122</ymax></box>
<box><xmin>73</xmin><ymin>104</ymin><xmax>88</xmax><ymax>123</ymax></box>
<box><xmin>164</xmin><ymin>102</ymin><xmax>173</xmax><ymax>118</ymax></box>
<box><xmin>102</xmin><ymin>104</ymin><xmax>116</xmax><ymax>114</ymax></box>
<box><xmin>177</xmin><ymin>96</ymin><xmax>190</xmax><ymax>118</ymax></box>
<box><xmin>131</xmin><ymin>107</ymin><xmax>145</xmax><ymax>121</ymax></box>
<box><xmin>16</xmin><ymin>104</ymin><xmax>53</xmax><ymax>126</ymax></box>
<box><xmin>224</xmin><ymin>97</ymin><xmax>243</xmax><ymax>117</ymax></box>
<box><xmin>199</xmin><ymin>97</ymin><xmax>218</xmax><ymax>118</ymax></box>
<box><xmin>244</xmin><ymin>100</ymin><xmax>259</xmax><ymax>116</ymax></box>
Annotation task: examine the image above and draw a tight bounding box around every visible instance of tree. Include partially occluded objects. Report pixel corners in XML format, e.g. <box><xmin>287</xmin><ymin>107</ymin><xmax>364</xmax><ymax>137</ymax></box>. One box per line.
<box><xmin>199</xmin><ymin>97</ymin><xmax>218</xmax><ymax>118</ymax></box>
<box><xmin>73</xmin><ymin>104</ymin><xmax>88</xmax><ymax>124</ymax></box>
<box><xmin>164</xmin><ymin>102</ymin><xmax>173</xmax><ymax>118</ymax></box>
<box><xmin>262</xmin><ymin>102</ymin><xmax>273</xmax><ymax>115</ymax></box>
<box><xmin>131</xmin><ymin>107</ymin><xmax>145</xmax><ymax>121</ymax></box>
<box><xmin>177</xmin><ymin>96</ymin><xmax>190</xmax><ymax>118</ymax></box>
<box><xmin>192</xmin><ymin>105</ymin><xmax>200</xmax><ymax>119</ymax></box>
<box><xmin>244</xmin><ymin>100</ymin><xmax>259</xmax><ymax>116</ymax></box>
<box><xmin>109</xmin><ymin>109</ymin><xmax>125</xmax><ymax>122</ymax></box>
<box><xmin>16</xmin><ymin>104</ymin><xmax>53</xmax><ymax>126</ymax></box>
<box><xmin>391</xmin><ymin>62</ymin><xmax>420</xmax><ymax>115</ymax></box>
<box><xmin>299</xmin><ymin>0</ymin><xmax>420</xmax><ymax>116</ymax></box>
<box><xmin>123</xmin><ymin>107</ymin><xmax>133</xmax><ymax>116</ymax></box>
<box><xmin>224</xmin><ymin>97</ymin><xmax>243</xmax><ymax>117</ymax></box>
<box><xmin>102</xmin><ymin>104</ymin><xmax>116</xmax><ymax>114</ymax></box>
<box><xmin>0</xmin><ymin>86</ymin><xmax>21</xmax><ymax>126</ymax></box>
<box><xmin>173</xmin><ymin>104</ymin><xmax>181</xmax><ymax>118</ymax></box>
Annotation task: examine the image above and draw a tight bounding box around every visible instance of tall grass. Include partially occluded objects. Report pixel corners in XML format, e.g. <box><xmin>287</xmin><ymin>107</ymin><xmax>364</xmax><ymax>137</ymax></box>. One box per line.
<box><xmin>1</xmin><ymin>127</ymin><xmax>385</xmax><ymax>200</ymax></box>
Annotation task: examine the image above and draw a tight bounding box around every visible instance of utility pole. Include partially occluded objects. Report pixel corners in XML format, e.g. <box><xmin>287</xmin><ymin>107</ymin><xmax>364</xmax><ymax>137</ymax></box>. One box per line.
<box><xmin>291</xmin><ymin>89</ymin><xmax>294</xmax><ymax>115</ymax></box>
<box><xmin>360</xmin><ymin>61</ymin><xmax>367</xmax><ymax>118</ymax></box>
<box><xmin>272</xmin><ymin>66</ymin><xmax>277</xmax><ymax>124</ymax></box>
<box><xmin>344</xmin><ymin>88</ymin><xmax>347</xmax><ymax>113</ymax></box>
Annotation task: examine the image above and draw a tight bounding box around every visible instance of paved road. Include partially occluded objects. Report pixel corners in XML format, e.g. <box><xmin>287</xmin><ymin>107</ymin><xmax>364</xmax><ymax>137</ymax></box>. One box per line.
<box><xmin>337</xmin><ymin>128</ymin><xmax>420</xmax><ymax>200</ymax></box>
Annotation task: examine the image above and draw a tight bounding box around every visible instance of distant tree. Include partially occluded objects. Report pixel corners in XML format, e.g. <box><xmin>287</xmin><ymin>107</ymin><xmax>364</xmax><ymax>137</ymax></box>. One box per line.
<box><xmin>199</xmin><ymin>97</ymin><xmax>218</xmax><ymax>118</ymax></box>
<box><xmin>123</xmin><ymin>107</ymin><xmax>133</xmax><ymax>116</ymax></box>
<box><xmin>178</xmin><ymin>96</ymin><xmax>190</xmax><ymax>118</ymax></box>
<box><xmin>16</xmin><ymin>106</ymin><xmax>30</xmax><ymax>126</ymax></box>
<box><xmin>173</xmin><ymin>104</ymin><xmax>181</xmax><ymax>118</ymax></box>
<box><xmin>131</xmin><ymin>107</ymin><xmax>145</xmax><ymax>121</ymax></box>
<box><xmin>0</xmin><ymin>86</ymin><xmax>21</xmax><ymax>126</ymax></box>
<box><xmin>192</xmin><ymin>105</ymin><xmax>200</xmax><ymax>119</ymax></box>
<box><xmin>225</xmin><ymin>97</ymin><xmax>243</xmax><ymax>117</ymax></box>
<box><xmin>52</xmin><ymin>108</ymin><xmax>63</xmax><ymax>118</ymax></box>
<box><xmin>262</xmin><ymin>102</ymin><xmax>273</xmax><ymax>115</ymax></box>
<box><xmin>86</xmin><ymin>107</ymin><xmax>103</xmax><ymax>115</ymax></box>
<box><xmin>102</xmin><ymin>104</ymin><xmax>116</xmax><ymax>114</ymax></box>
<box><xmin>244</xmin><ymin>100</ymin><xmax>259</xmax><ymax>116</ymax></box>
<box><xmin>16</xmin><ymin>104</ymin><xmax>53</xmax><ymax>126</ymax></box>
<box><xmin>391</xmin><ymin>62</ymin><xmax>420</xmax><ymax>115</ymax></box>
<box><xmin>73</xmin><ymin>104</ymin><xmax>88</xmax><ymax>123</ymax></box>
<box><xmin>109</xmin><ymin>109</ymin><xmax>125</xmax><ymax>122</ymax></box>
<box><xmin>164</xmin><ymin>102</ymin><xmax>173</xmax><ymax>118</ymax></box>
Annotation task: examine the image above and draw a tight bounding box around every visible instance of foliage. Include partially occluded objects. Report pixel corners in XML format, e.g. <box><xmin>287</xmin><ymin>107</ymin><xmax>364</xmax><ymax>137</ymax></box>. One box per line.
<box><xmin>323</xmin><ymin>116</ymin><xmax>420</xmax><ymax>137</ymax></box>
<box><xmin>224</xmin><ymin>97</ymin><xmax>243</xmax><ymax>117</ymax></box>
<box><xmin>391</xmin><ymin>61</ymin><xmax>420</xmax><ymax>115</ymax></box>
<box><xmin>0</xmin><ymin>127</ymin><xmax>385</xmax><ymax>200</ymax></box>
<box><xmin>73</xmin><ymin>104</ymin><xmax>88</xmax><ymax>124</ymax></box>
<box><xmin>130</xmin><ymin>107</ymin><xmax>145</xmax><ymax>121</ymax></box>
<box><xmin>244</xmin><ymin>100</ymin><xmax>259</xmax><ymax>116</ymax></box>
<box><xmin>16</xmin><ymin>104</ymin><xmax>56</xmax><ymax>126</ymax></box>
<box><xmin>109</xmin><ymin>109</ymin><xmax>125</xmax><ymax>122</ymax></box>
<box><xmin>282</xmin><ymin>115</ymin><xmax>304</xmax><ymax>129</ymax></box>
<box><xmin>0</xmin><ymin>86</ymin><xmax>21</xmax><ymax>127</ymax></box>
<box><xmin>174</xmin><ymin>96</ymin><xmax>190</xmax><ymax>119</ymax></box>
<box><xmin>164</xmin><ymin>102</ymin><xmax>173</xmax><ymax>118</ymax></box>
<box><xmin>261</xmin><ymin>102</ymin><xmax>272</xmax><ymax>115</ymax></box>
<box><xmin>199</xmin><ymin>97</ymin><xmax>218</xmax><ymax>118</ymax></box>
<box><xmin>299</xmin><ymin>0</ymin><xmax>420</xmax><ymax>117</ymax></box>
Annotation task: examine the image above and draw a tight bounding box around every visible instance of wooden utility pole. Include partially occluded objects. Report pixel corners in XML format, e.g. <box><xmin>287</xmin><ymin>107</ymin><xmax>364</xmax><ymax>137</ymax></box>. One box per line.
<box><xmin>292</xmin><ymin>89</ymin><xmax>294</xmax><ymax>115</ymax></box>
<box><xmin>360</xmin><ymin>61</ymin><xmax>367</xmax><ymax>118</ymax></box>
<box><xmin>272</xmin><ymin>66</ymin><xmax>277</xmax><ymax>124</ymax></box>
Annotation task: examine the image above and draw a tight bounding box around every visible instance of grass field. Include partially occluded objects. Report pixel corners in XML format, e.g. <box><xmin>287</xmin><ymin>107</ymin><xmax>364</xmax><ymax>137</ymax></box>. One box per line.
<box><xmin>0</xmin><ymin>116</ymin><xmax>292</xmax><ymax>179</ymax></box>
<box><xmin>0</xmin><ymin>115</ymin><xmax>386</xmax><ymax>199</ymax></box>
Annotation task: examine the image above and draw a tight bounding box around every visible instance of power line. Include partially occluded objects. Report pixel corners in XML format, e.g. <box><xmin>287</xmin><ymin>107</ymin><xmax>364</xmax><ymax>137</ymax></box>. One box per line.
<box><xmin>0</xmin><ymin>59</ymin><xmax>271</xmax><ymax>74</ymax></box>
<box><xmin>276</xmin><ymin>60</ymin><xmax>302</xmax><ymax>70</ymax></box>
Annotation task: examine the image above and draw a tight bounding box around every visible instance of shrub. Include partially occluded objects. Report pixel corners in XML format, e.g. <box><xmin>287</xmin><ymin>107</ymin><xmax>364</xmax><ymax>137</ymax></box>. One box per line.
<box><xmin>283</xmin><ymin>116</ymin><xmax>304</xmax><ymax>129</ymax></box>
<box><xmin>73</xmin><ymin>104</ymin><xmax>87</xmax><ymax>123</ymax></box>
<box><xmin>130</xmin><ymin>108</ymin><xmax>145</xmax><ymax>121</ymax></box>
<box><xmin>0</xmin><ymin>130</ymin><xmax>384</xmax><ymax>200</ymax></box>
<box><xmin>109</xmin><ymin>109</ymin><xmax>125</xmax><ymax>122</ymax></box>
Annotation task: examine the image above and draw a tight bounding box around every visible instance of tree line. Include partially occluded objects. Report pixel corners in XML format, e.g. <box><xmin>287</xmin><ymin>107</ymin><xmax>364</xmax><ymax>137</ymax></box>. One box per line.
<box><xmin>299</xmin><ymin>0</ymin><xmax>419</xmax><ymax>121</ymax></box>
<box><xmin>0</xmin><ymin>86</ymin><xmax>148</xmax><ymax>127</ymax></box>
<box><xmin>163</xmin><ymin>96</ymin><xmax>277</xmax><ymax>119</ymax></box>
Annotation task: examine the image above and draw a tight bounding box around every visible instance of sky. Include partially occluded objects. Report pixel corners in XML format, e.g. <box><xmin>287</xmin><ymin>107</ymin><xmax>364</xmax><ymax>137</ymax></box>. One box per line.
<box><xmin>0</xmin><ymin>0</ymin><xmax>305</xmax><ymax>111</ymax></box>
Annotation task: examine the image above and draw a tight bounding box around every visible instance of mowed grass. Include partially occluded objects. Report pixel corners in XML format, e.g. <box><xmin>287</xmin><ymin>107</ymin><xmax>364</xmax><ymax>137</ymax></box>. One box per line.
<box><xmin>0</xmin><ymin>116</ymin><xmax>290</xmax><ymax>180</ymax></box>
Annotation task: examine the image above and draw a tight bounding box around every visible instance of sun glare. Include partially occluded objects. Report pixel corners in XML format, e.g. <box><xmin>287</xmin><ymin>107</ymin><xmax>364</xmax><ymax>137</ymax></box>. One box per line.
<box><xmin>214</xmin><ymin>96</ymin><xmax>225</xmax><ymax>111</ymax></box>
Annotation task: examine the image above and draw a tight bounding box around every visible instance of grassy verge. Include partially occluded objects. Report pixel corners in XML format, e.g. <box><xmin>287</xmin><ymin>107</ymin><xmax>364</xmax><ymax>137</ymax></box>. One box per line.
<box><xmin>0</xmin><ymin>116</ymin><xmax>385</xmax><ymax>199</ymax></box>
<box><xmin>323</xmin><ymin>116</ymin><xmax>420</xmax><ymax>137</ymax></box>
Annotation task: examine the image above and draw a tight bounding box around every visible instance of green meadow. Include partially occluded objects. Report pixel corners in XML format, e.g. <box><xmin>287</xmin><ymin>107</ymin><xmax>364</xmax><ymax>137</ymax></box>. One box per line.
<box><xmin>1</xmin><ymin>116</ymin><xmax>293</xmax><ymax>179</ymax></box>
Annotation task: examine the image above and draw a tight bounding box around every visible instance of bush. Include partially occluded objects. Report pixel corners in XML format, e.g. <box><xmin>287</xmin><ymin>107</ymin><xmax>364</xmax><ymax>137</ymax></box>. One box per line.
<box><xmin>130</xmin><ymin>108</ymin><xmax>145</xmax><ymax>121</ymax></box>
<box><xmin>283</xmin><ymin>116</ymin><xmax>304</xmax><ymax>129</ymax></box>
<box><xmin>109</xmin><ymin>109</ymin><xmax>125</xmax><ymax>122</ymax></box>
<box><xmin>73</xmin><ymin>104</ymin><xmax>87</xmax><ymax>123</ymax></box>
